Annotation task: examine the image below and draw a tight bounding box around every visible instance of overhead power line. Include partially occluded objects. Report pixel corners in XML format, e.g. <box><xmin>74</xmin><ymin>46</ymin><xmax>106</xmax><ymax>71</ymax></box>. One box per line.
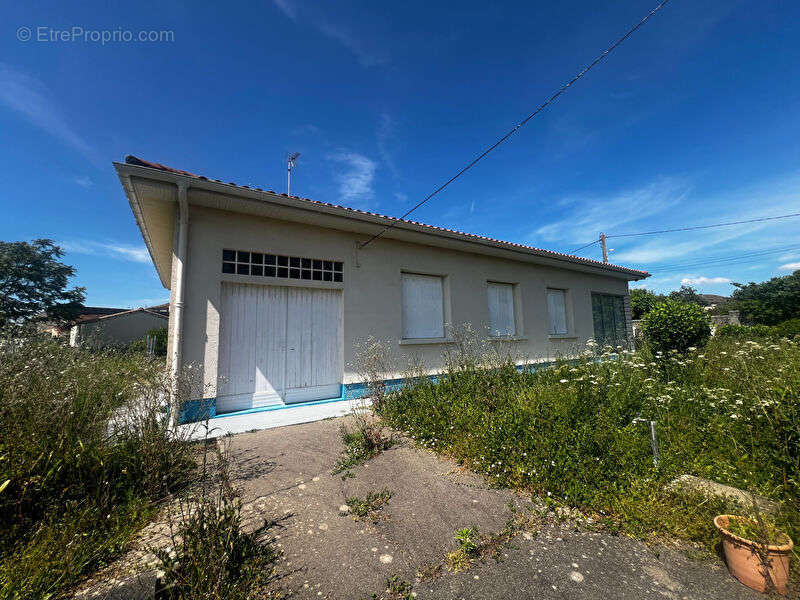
<box><xmin>570</xmin><ymin>239</ymin><xmax>601</xmax><ymax>253</ymax></box>
<box><xmin>643</xmin><ymin>243</ymin><xmax>800</xmax><ymax>271</ymax></box>
<box><xmin>358</xmin><ymin>0</ymin><xmax>672</xmax><ymax>249</ymax></box>
<box><xmin>569</xmin><ymin>212</ymin><xmax>800</xmax><ymax>256</ymax></box>
<box><xmin>606</xmin><ymin>211</ymin><xmax>800</xmax><ymax>239</ymax></box>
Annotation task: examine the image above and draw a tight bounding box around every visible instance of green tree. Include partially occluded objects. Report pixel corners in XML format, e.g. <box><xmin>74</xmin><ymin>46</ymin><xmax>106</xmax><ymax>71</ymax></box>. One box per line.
<box><xmin>630</xmin><ymin>288</ymin><xmax>663</xmax><ymax>319</ymax></box>
<box><xmin>0</xmin><ymin>239</ymin><xmax>85</xmax><ymax>326</ymax></box>
<box><xmin>668</xmin><ymin>285</ymin><xmax>710</xmax><ymax>306</ymax></box>
<box><xmin>730</xmin><ymin>270</ymin><xmax>800</xmax><ymax>325</ymax></box>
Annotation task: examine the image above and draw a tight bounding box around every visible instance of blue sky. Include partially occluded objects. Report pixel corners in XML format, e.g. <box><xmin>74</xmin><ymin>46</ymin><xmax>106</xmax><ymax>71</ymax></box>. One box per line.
<box><xmin>1</xmin><ymin>0</ymin><xmax>799</xmax><ymax>307</ymax></box>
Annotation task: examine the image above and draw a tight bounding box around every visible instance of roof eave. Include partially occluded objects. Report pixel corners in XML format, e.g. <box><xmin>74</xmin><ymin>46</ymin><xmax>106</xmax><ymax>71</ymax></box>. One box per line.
<box><xmin>115</xmin><ymin>165</ymin><xmax>171</xmax><ymax>288</ymax></box>
<box><xmin>114</xmin><ymin>161</ymin><xmax>650</xmax><ymax>282</ymax></box>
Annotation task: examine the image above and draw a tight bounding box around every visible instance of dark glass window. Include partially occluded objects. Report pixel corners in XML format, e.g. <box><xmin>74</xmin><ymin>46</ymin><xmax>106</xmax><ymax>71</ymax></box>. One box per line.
<box><xmin>222</xmin><ymin>249</ymin><xmax>343</xmax><ymax>282</ymax></box>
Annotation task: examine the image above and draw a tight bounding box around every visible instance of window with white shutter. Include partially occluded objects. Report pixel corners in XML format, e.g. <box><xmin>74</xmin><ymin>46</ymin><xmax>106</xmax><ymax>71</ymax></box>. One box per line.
<box><xmin>546</xmin><ymin>289</ymin><xmax>568</xmax><ymax>335</ymax></box>
<box><xmin>401</xmin><ymin>273</ymin><xmax>445</xmax><ymax>339</ymax></box>
<box><xmin>487</xmin><ymin>282</ymin><xmax>516</xmax><ymax>337</ymax></box>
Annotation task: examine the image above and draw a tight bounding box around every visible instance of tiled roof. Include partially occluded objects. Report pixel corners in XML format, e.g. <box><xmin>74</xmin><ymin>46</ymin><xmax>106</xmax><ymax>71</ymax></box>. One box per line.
<box><xmin>124</xmin><ymin>155</ymin><xmax>649</xmax><ymax>278</ymax></box>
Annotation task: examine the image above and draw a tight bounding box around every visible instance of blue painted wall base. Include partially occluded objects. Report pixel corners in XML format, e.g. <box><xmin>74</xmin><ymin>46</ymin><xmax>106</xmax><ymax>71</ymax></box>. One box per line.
<box><xmin>179</xmin><ymin>360</ymin><xmax>560</xmax><ymax>424</ymax></box>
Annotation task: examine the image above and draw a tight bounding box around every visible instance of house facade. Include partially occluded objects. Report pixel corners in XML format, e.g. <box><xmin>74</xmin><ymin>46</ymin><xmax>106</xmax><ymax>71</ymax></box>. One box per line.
<box><xmin>116</xmin><ymin>156</ymin><xmax>648</xmax><ymax>420</ymax></box>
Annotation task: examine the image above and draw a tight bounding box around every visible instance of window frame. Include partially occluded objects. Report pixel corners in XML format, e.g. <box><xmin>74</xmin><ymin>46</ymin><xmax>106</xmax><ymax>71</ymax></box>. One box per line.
<box><xmin>399</xmin><ymin>271</ymin><xmax>450</xmax><ymax>343</ymax></box>
<box><xmin>221</xmin><ymin>249</ymin><xmax>343</xmax><ymax>283</ymax></box>
<box><xmin>590</xmin><ymin>292</ymin><xmax>628</xmax><ymax>347</ymax></box>
<box><xmin>546</xmin><ymin>287</ymin><xmax>570</xmax><ymax>337</ymax></box>
<box><xmin>486</xmin><ymin>281</ymin><xmax>522</xmax><ymax>339</ymax></box>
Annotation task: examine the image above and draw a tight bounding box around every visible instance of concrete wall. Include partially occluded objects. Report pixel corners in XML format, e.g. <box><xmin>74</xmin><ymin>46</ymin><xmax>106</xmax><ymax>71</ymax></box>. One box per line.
<box><xmin>72</xmin><ymin>310</ymin><xmax>168</xmax><ymax>349</ymax></box>
<box><xmin>178</xmin><ymin>204</ymin><xmax>632</xmax><ymax>399</ymax></box>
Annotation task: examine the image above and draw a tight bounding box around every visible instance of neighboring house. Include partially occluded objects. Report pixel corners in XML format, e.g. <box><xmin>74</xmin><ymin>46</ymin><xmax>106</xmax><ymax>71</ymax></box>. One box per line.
<box><xmin>698</xmin><ymin>294</ymin><xmax>731</xmax><ymax>310</ymax></box>
<box><xmin>40</xmin><ymin>306</ymin><xmax>128</xmax><ymax>337</ymax></box>
<box><xmin>70</xmin><ymin>305</ymin><xmax>169</xmax><ymax>348</ymax></box>
<box><xmin>115</xmin><ymin>155</ymin><xmax>649</xmax><ymax>420</ymax></box>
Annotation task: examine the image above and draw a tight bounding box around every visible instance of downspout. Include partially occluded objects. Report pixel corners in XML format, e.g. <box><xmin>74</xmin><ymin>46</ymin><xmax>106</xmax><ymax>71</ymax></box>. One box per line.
<box><xmin>170</xmin><ymin>181</ymin><xmax>189</xmax><ymax>417</ymax></box>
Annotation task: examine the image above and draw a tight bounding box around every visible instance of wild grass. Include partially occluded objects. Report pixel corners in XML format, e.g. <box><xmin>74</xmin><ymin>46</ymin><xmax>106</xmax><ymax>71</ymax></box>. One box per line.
<box><xmin>379</xmin><ymin>332</ymin><xmax>800</xmax><ymax>555</ymax></box>
<box><xmin>345</xmin><ymin>489</ymin><xmax>392</xmax><ymax>520</ymax></box>
<box><xmin>0</xmin><ymin>333</ymin><xmax>196</xmax><ymax>598</ymax></box>
<box><xmin>154</xmin><ymin>438</ymin><xmax>280</xmax><ymax>600</ymax></box>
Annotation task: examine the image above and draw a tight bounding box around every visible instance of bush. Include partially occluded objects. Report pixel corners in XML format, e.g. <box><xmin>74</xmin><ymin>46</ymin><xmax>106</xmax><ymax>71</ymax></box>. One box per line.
<box><xmin>641</xmin><ymin>299</ymin><xmax>711</xmax><ymax>354</ymax></box>
<box><xmin>716</xmin><ymin>323</ymin><xmax>773</xmax><ymax>339</ymax></box>
<box><xmin>0</xmin><ymin>333</ymin><xmax>195</xmax><ymax>598</ymax></box>
<box><xmin>716</xmin><ymin>319</ymin><xmax>800</xmax><ymax>341</ymax></box>
<box><xmin>773</xmin><ymin>318</ymin><xmax>800</xmax><ymax>339</ymax></box>
<box><xmin>129</xmin><ymin>327</ymin><xmax>168</xmax><ymax>355</ymax></box>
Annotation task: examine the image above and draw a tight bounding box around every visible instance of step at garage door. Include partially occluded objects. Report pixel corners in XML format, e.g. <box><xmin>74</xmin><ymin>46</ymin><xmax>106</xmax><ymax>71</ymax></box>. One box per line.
<box><xmin>216</xmin><ymin>283</ymin><xmax>343</xmax><ymax>413</ymax></box>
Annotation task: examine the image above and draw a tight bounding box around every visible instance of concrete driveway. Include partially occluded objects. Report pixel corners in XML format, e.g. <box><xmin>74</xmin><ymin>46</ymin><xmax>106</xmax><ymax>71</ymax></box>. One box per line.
<box><xmin>225</xmin><ymin>416</ymin><xmax>763</xmax><ymax>600</ymax></box>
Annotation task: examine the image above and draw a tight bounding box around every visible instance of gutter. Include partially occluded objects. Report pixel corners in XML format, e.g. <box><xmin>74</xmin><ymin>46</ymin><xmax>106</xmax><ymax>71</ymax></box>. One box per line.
<box><xmin>170</xmin><ymin>181</ymin><xmax>189</xmax><ymax>409</ymax></box>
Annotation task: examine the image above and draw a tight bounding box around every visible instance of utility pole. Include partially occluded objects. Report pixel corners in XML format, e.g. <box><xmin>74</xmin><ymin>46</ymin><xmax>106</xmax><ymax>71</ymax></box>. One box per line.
<box><xmin>600</xmin><ymin>232</ymin><xmax>608</xmax><ymax>263</ymax></box>
<box><xmin>287</xmin><ymin>152</ymin><xmax>300</xmax><ymax>196</ymax></box>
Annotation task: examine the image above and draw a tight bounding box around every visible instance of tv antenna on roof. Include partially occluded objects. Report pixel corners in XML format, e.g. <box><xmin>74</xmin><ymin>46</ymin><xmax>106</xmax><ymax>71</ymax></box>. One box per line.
<box><xmin>287</xmin><ymin>152</ymin><xmax>300</xmax><ymax>196</ymax></box>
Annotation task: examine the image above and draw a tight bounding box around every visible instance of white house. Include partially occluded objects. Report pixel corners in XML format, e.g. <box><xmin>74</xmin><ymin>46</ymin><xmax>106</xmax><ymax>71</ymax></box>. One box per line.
<box><xmin>115</xmin><ymin>156</ymin><xmax>648</xmax><ymax>422</ymax></box>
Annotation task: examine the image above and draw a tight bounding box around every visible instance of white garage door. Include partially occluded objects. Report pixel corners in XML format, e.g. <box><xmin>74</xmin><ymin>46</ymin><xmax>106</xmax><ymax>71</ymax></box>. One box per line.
<box><xmin>217</xmin><ymin>283</ymin><xmax>343</xmax><ymax>413</ymax></box>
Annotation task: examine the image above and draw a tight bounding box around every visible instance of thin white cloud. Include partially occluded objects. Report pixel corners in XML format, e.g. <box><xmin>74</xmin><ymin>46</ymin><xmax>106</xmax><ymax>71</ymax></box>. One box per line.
<box><xmin>681</xmin><ymin>276</ymin><xmax>731</xmax><ymax>286</ymax></box>
<box><xmin>73</xmin><ymin>176</ymin><xmax>92</xmax><ymax>188</ymax></box>
<box><xmin>779</xmin><ymin>252</ymin><xmax>800</xmax><ymax>261</ymax></box>
<box><xmin>778</xmin><ymin>262</ymin><xmax>800</xmax><ymax>271</ymax></box>
<box><xmin>377</xmin><ymin>113</ymin><xmax>400</xmax><ymax>178</ymax></box>
<box><xmin>328</xmin><ymin>151</ymin><xmax>377</xmax><ymax>207</ymax></box>
<box><xmin>272</xmin><ymin>0</ymin><xmax>297</xmax><ymax>20</ymax></box>
<box><xmin>61</xmin><ymin>240</ymin><xmax>150</xmax><ymax>264</ymax></box>
<box><xmin>272</xmin><ymin>1</ymin><xmax>386</xmax><ymax>67</ymax></box>
<box><xmin>0</xmin><ymin>63</ymin><xmax>99</xmax><ymax>163</ymax></box>
<box><xmin>533</xmin><ymin>178</ymin><xmax>690</xmax><ymax>244</ymax></box>
<box><xmin>317</xmin><ymin>22</ymin><xmax>386</xmax><ymax>67</ymax></box>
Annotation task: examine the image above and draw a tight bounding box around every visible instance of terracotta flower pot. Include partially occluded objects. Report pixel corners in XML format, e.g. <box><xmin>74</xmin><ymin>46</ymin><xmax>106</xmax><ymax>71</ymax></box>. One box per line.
<box><xmin>714</xmin><ymin>514</ymin><xmax>793</xmax><ymax>595</ymax></box>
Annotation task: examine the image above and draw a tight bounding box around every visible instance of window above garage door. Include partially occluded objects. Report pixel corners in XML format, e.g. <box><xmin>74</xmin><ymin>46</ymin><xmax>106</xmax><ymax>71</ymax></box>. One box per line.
<box><xmin>222</xmin><ymin>249</ymin><xmax>343</xmax><ymax>282</ymax></box>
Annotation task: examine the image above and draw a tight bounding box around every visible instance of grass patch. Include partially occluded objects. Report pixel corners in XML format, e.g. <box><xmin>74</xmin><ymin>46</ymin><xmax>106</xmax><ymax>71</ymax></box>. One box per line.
<box><xmin>346</xmin><ymin>489</ymin><xmax>392</xmax><ymax>520</ymax></box>
<box><xmin>379</xmin><ymin>333</ymin><xmax>800</xmax><ymax>557</ymax></box>
<box><xmin>0</xmin><ymin>333</ymin><xmax>195</xmax><ymax>598</ymax></box>
<box><xmin>333</xmin><ymin>411</ymin><xmax>393</xmax><ymax>475</ymax></box>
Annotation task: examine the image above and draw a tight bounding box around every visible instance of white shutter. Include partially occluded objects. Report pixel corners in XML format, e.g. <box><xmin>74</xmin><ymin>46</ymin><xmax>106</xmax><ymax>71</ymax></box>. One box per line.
<box><xmin>547</xmin><ymin>289</ymin><xmax>567</xmax><ymax>335</ymax></box>
<box><xmin>402</xmin><ymin>273</ymin><xmax>444</xmax><ymax>339</ymax></box>
<box><xmin>487</xmin><ymin>282</ymin><xmax>515</xmax><ymax>336</ymax></box>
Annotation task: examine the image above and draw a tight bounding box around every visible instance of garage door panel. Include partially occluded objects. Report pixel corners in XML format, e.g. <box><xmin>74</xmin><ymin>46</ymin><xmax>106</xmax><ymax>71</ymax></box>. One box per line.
<box><xmin>217</xmin><ymin>283</ymin><xmax>342</xmax><ymax>412</ymax></box>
